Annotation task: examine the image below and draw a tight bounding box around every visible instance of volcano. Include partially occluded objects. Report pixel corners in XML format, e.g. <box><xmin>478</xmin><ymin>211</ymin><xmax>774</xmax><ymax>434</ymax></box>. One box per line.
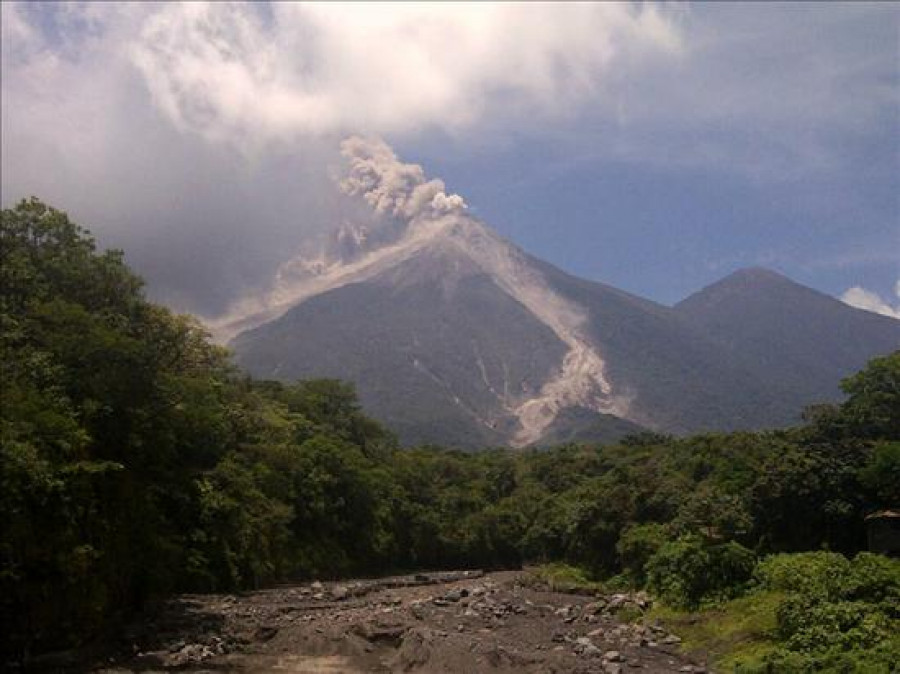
<box><xmin>222</xmin><ymin>138</ymin><xmax>899</xmax><ymax>447</ymax></box>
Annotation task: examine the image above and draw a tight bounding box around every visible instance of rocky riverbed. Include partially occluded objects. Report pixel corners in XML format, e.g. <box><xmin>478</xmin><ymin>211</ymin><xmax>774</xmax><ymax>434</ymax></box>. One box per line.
<box><xmin>83</xmin><ymin>570</ymin><xmax>707</xmax><ymax>673</ymax></box>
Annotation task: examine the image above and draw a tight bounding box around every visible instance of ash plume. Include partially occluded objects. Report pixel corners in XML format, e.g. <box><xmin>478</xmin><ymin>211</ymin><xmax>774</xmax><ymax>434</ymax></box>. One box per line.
<box><xmin>339</xmin><ymin>136</ymin><xmax>467</xmax><ymax>222</ymax></box>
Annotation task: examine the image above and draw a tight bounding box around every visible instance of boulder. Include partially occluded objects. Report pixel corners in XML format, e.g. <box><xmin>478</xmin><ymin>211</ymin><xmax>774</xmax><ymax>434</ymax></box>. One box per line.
<box><xmin>395</xmin><ymin>627</ymin><xmax>432</xmax><ymax>671</ymax></box>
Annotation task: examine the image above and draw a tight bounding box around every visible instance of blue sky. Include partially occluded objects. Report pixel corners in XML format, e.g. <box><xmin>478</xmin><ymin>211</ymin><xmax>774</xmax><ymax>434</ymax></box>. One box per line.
<box><xmin>413</xmin><ymin>121</ymin><xmax>898</xmax><ymax>307</ymax></box>
<box><xmin>2</xmin><ymin>2</ymin><xmax>898</xmax><ymax>317</ymax></box>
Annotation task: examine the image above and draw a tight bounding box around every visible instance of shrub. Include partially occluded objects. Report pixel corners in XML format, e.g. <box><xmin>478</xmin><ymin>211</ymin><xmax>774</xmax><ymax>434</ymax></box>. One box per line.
<box><xmin>777</xmin><ymin>596</ymin><xmax>889</xmax><ymax>651</ymax></box>
<box><xmin>846</xmin><ymin>552</ymin><xmax>900</xmax><ymax>605</ymax></box>
<box><xmin>756</xmin><ymin>551</ymin><xmax>900</xmax><ymax>604</ymax></box>
<box><xmin>754</xmin><ymin>551</ymin><xmax>851</xmax><ymax>599</ymax></box>
<box><xmin>617</xmin><ymin>523</ymin><xmax>668</xmax><ymax>586</ymax></box>
<box><xmin>753</xmin><ymin>552</ymin><xmax>900</xmax><ymax>670</ymax></box>
<box><xmin>646</xmin><ymin>536</ymin><xmax>755</xmax><ymax>609</ymax></box>
<box><xmin>528</xmin><ymin>562</ymin><xmax>602</xmax><ymax>593</ymax></box>
<box><xmin>757</xmin><ymin>635</ymin><xmax>900</xmax><ymax>674</ymax></box>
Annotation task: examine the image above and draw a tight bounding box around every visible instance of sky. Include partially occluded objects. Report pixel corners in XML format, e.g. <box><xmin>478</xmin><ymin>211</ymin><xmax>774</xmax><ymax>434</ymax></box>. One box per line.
<box><xmin>2</xmin><ymin>2</ymin><xmax>898</xmax><ymax>320</ymax></box>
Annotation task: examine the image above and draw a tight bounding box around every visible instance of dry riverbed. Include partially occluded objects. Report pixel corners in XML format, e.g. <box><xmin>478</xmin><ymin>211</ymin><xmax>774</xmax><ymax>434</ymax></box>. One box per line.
<box><xmin>81</xmin><ymin>570</ymin><xmax>707</xmax><ymax>673</ymax></box>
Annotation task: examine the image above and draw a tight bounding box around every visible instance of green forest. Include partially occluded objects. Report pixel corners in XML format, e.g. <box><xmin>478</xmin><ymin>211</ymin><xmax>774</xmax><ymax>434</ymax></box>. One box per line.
<box><xmin>2</xmin><ymin>199</ymin><xmax>898</xmax><ymax>671</ymax></box>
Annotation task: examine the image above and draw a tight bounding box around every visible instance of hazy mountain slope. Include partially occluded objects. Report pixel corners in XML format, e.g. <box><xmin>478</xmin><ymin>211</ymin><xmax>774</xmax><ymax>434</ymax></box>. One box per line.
<box><xmin>533</xmin><ymin>260</ymin><xmax>800</xmax><ymax>432</ymax></box>
<box><xmin>536</xmin><ymin>407</ymin><xmax>646</xmax><ymax>447</ymax></box>
<box><xmin>226</xmin><ymin>137</ymin><xmax>898</xmax><ymax>448</ymax></box>
<box><xmin>674</xmin><ymin>268</ymin><xmax>900</xmax><ymax>405</ymax></box>
<box><xmin>230</xmin><ymin>138</ymin><xmax>638</xmax><ymax>447</ymax></box>
<box><xmin>232</xmin><ymin>244</ymin><xmax>577</xmax><ymax>448</ymax></box>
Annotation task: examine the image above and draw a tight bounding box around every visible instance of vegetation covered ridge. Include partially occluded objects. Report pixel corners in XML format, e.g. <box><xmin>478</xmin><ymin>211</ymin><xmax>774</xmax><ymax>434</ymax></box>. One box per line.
<box><xmin>2</xmin><ymin>199</ymin><xmax>898</xmax><ymax>670</ymax></box>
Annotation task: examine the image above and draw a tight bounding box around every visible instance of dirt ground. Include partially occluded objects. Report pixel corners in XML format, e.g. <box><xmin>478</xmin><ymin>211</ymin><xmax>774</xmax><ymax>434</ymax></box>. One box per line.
<box><xmin>83</xmin><ymin>570</ymin><xmax>709</xmax><ymax>674</ymax></box>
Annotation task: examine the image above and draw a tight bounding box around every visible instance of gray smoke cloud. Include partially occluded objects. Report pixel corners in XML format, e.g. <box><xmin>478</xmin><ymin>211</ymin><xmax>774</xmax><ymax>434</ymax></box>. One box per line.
<box><xmin>339</xmin><ymin>136</ymin><xmax>467</xmax><ymax>222</ymax></box>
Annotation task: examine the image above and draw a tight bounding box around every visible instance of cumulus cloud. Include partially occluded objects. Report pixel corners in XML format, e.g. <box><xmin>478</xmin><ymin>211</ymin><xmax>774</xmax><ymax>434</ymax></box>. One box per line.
<box><xmin>128</xmin><ymin>3</ymin><xmax>681</xmax><ymax>150</ymax></box>
<box><xmin>841</xmin><ymin>281</ymin><xmax>900</xmax><ymax>319</ymax></box>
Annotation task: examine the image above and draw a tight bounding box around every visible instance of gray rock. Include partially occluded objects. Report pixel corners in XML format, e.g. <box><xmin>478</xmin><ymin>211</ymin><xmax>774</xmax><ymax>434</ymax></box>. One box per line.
<box><xmin>584</xmin><ymin>600</ymin><xmax>606</xmax><ymax>614</ymax></box>
<box><xmin>395</xmin><ymin>628</ymin><xmax>432</xmax><ymax>671</ymax></box>
<box><xmin>574</xmin><ymin>636</ymin><xmax>601</xmax><ymax>657</ymax></box>
<box><xmin>253</xmin><ymin>626</ymin><xmax>278</xmax><ymax>642</ymax></box>
<box><xmin>168</xmin><ymin>643</ymin><xmax>215</xmax><ymax>667</ymax></box>
<box><xmin>443</xmin><ymin>588</ymin><xmax>467</xmax><ymax>602</ymax></box>
<box><xmin>608</xmin><ymin>594</ymin><xmax>628</xmax><ymax>610</ymax></box>
<box><xmin>351</xmin><ymin>622</ymin><xmax>406</xmax><ymax>645</ymax></box>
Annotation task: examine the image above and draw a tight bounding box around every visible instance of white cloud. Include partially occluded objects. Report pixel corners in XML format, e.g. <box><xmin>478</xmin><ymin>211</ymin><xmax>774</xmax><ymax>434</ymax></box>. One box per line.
<box><xmin>841</xmin><ymin>281</ymin><xmax>900</xmax><ymax>319</ymax></box>
<box><xmin>5</xmin><ymin>2</ymin><xmax>895</xmax><ymax>178</ymax></box>
<box><xmin>128</xmin><ymin>2</ymin><xmax>682</xmax><ymax>151</ymax></box>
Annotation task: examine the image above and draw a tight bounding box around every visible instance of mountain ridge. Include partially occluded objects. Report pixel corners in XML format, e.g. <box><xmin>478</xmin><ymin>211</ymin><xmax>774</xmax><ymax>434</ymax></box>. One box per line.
<box><xmin>227</xmin><ymin>137</ymin><xmax>899</xmax><ymax>448</ymax></box>
<box><xmin>673</xmin><ymin>265</ymin><xmax>900</xmax><ymax>409</ymax></box>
